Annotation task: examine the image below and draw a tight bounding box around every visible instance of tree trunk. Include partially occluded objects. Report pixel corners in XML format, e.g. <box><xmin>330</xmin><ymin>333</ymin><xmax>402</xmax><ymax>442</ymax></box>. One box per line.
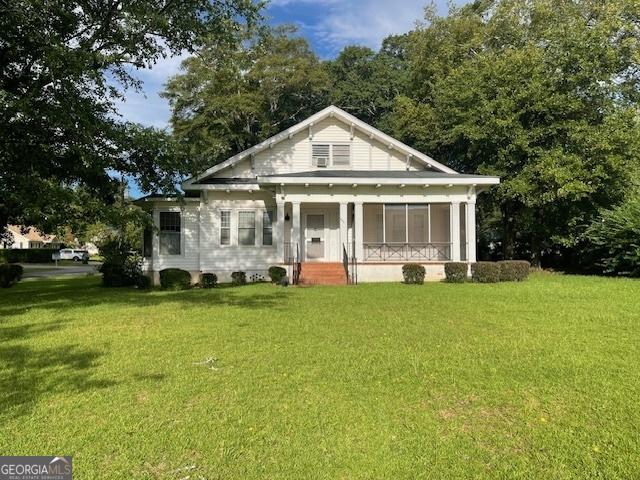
<box><xmin>530</xmin><ymin>234</ymin><xmax>542</xmax><ymax>267</ymax></box>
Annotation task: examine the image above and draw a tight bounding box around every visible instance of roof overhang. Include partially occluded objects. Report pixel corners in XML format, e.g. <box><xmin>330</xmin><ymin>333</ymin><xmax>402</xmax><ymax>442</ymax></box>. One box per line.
<box><xmin>257</xmin><ymin>175</ymin><xmax>500</xmax><ymax>187</ymax></box>
<box><xmin>133</xmin><ymin>195</ymin><xmax>201</xmax><ymax>204</ymax></box>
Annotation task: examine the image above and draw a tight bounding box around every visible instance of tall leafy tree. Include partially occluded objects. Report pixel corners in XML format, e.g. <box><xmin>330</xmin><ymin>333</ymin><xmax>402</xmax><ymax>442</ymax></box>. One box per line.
<box><xmin>163</xmin><ymin>25</ymin><xmax>330</xmax><ymax>165</ymax></box>
<box><xmin>390</xmin><ymin>0</ymin><xmax>640</xmax><ymax>264</ymax></box>
<box><xmin>327</xmin><ymin>35</ymin><xmax>410</xmax><ymax>127</ymax></box>
<box><xmin>0</xmin><ymin>0</ymin><xmax>261</xmax><ymax>233</ymax></box>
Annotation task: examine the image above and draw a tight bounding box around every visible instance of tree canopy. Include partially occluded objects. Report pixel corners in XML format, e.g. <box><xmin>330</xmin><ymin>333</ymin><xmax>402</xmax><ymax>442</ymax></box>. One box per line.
<box><xmin>0</xmin><ymin>0</ymin><xmax>260</xmax><ymax>232</ymax></box>
<box><xmin>388</xmin><ymin>0</ymin><xmax>640</xmax><ymax>263</ymax></box>
<box><xmin>3</xmin><ymin>0</ymin><xmax>640</xmax><ymax>272</ymax></box>
<box><xmin>163</xmin><ymin>25</ymin><xmax>331</xmax><ymax>165</ymax></box>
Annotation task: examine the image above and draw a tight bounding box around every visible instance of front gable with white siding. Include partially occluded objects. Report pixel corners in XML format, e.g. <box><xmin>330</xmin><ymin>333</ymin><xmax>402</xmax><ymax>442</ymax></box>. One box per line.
<box><xmin>137</xmin><ymin>106</ymin><xmax>499</xmax><ymax>284</ymax></box>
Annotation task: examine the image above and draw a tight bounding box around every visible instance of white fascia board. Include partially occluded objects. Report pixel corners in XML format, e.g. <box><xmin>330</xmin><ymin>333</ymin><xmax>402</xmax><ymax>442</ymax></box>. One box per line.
<box><xmin>181</xmin><ymin>106</ymin><xmax>458</xmax><ymax>188</ymax></box>
<box><xmin>257</xmin><ymin>176</ymin><xmax>500</xmax><ymax>186</ymax></box>
<box><xmin>189</xmin><ymin>184</ymin><xmax>261</xmax><ymax>191</ymax></box>
<box><xmin>133</xmin><ymin>196</ymin><xmax>201</xmax><ymax>204</ymax></box>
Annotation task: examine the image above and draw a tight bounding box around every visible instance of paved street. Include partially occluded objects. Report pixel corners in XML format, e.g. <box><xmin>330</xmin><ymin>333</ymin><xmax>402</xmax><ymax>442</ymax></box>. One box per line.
<box><xmin>21</xmin><ymin>262</ymin><xmax>101</xmax><ymax>278</ymax></box>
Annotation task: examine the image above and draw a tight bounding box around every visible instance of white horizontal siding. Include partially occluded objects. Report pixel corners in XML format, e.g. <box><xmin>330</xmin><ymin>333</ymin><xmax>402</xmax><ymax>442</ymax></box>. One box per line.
<box><xmin>208</xmin><ymin>116</ymin><xmax>427</xmax><ymax>178</ymax></box>
<box><xmin>152</xmin><ymin>204</ymin><xmax>200</xmax><ymax>272</ymax></box>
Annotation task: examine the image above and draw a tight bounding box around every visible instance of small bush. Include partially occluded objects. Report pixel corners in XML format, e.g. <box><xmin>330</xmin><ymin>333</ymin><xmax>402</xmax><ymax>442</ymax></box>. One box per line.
<box><xmin>231</xmin><ymin>271</ymin><xmax>247</xmax><ymax>286</ymax></box>
<box><xmin>471</xmin><ymin>262</ymin><xmax>501</xmax><ymax>283</ymax></box>
<box><xmin>99</xmin><ymin>263</ymin><xmax>130</xmax><ymax>287</ymax></box>
<box><xmin>136</xmin><ymin>274</ymin><xmax>152</xmax><ymax>289</ymax></box>
<box><xmin>268</xmin><ymin>266</ymin><xmax>287</xmax><ymax>284</ymax></box>
<box><xmin>201</xmin><ymin>273</ymin><xmax>217</xmax><ymax>288</ymax></box>
<box><xmin>402</xmin><ymin>263</ymin><xmax>426</xmax><ymax>284</ymax></box>
<box><xmin>498</xmin><ymin>260</ymin><xmax>530</xmax><ymax>282</ymax></box>
<box><xmin>160</xmin><ymin>268</ymin><xmax>192</xmax><ymax>290</ymax></box>
<box><xmin>444</xmin><ymin>262</ymin><xmax>468</xmax><ymax>283</ymax></box>
<box><xmin>0</xmin><ymin>263</ymin><xmax>24</xmax><ymax>288</ymax></box>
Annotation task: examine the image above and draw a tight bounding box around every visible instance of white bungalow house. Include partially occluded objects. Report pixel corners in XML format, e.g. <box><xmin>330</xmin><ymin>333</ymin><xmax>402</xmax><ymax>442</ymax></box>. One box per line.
<box><xmin>137</xmin><ymin>106</ymin><xmax>499</xmax><ymax>285</ymax></box>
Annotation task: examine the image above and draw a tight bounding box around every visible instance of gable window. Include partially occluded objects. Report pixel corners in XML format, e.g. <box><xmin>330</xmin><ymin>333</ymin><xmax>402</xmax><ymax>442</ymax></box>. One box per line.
<box><xmin>220</xmin><ymin>210</ymin><xmax>231</xmax><ymax>245</ymax></box>
<box><xmin>238</xmin><ymin>211</ymin><xmax>256</xmax><ymax>246</ymax></box>
<box><xmin>312</xmin><ymin>144</ymin><xmax>330</xmax><ymax>167</ymax></box>
<box><xmin>312</xmin><ymin>143</ymin><xmax>351</xmax><ymax>167</ymax></box>
<box><xmin>159</xmin><ymin>211</ymin><xmax>181</xmax><ymax>255</ymax></box>
<box><xmin>332</xmin><ymin>144</ymin><xmax>351</xmax><ymax>166</ymax></box>
<box><xmin>262</xmin><ymin>210</ymin><xmax>274</xmax><ymax>246</ymax></box>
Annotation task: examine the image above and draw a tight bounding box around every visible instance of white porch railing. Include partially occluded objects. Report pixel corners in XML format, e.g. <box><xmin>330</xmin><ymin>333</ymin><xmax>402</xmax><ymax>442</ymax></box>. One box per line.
<box><xmin>363</xmin><ymin>243</ymin><xmax>452</xmax><ymax>262</ymax></box>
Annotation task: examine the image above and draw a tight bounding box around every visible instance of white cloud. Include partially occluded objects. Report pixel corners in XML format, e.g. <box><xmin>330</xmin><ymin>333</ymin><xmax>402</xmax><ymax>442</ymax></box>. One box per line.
<box><xmin>113</xmin><ymin>52</ymin><xmax>187</xmax><ymax>128</ymax></box>
<box><xmin>311</xmin><ymin>0</ymin><xmax>429</xmax><ymax>50</ymax></box>
<box><xmin>115</xmin><ymin>0</ymin><xmax>465</xmax><ymax>127</ymax></box>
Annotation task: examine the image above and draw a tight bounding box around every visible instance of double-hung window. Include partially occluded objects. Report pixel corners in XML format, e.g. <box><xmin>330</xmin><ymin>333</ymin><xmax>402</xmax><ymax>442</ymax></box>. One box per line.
<box><xmin>312</xmin><ymin>143</ymin><xmax>351</xmax><ymax>167</ymax></box>
<box><xmin>238</xmin><ymin>211</ymin><xmax>256</xmax><ymax>246</ymax></box>
<box><xmin>262</xmin><ymin>210</ymin><xmax>274</xmax><ymax>246</ymax></box>
<box><xmin>159</xmin><ymin>212</ymin><xmax>180</xmax><ymax>255</ymax></box>
<box><xmin>220</xmin><ymin>210</ymin><xmax>231</xmax><ymax>245</ymax></box>
<box><xmin>332</xmin><ymin>144</ymin><xmax>351</xmax><ymax>166</ymax></box>
<box><xmin>312</xmin><ymin>144</ymin><xmax>330</xmax><ymax>167</ymax></box>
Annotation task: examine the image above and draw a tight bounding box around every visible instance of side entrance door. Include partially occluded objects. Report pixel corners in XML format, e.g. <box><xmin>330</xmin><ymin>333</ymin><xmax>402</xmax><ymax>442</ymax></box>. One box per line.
<box><xmin>305</xmin><ymin>214</ymin><xmax>325</xmax><ymax>261</ymax></box>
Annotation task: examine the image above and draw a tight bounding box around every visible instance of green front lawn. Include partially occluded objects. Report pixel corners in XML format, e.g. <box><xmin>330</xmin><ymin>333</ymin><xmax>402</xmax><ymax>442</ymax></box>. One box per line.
<box><xmin>1</xmin><ymin>274</ymin><xmax>639</xmax><ymax>479</ymax></box>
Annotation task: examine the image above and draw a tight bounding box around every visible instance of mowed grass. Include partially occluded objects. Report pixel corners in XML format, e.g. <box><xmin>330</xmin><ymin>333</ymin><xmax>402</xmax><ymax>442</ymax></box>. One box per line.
<box><xmin>1</xmin><ymin>274</ymin><xmax>639</xmax><ymax>479</ymax></box>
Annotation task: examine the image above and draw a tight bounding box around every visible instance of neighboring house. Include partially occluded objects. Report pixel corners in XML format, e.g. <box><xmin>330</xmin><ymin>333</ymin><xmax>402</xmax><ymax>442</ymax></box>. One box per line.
<box><xmin>0</xmin><ymin>225</ymin><xmax>62</xmax><ymax>249</ymax></box>
<box><xmin>136</xmin><ymin>106</ymin><xmax>500</xmax><ymax>284</ymax></box>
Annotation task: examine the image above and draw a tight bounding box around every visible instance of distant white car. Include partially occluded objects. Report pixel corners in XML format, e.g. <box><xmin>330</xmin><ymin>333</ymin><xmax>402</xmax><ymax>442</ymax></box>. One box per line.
<box><xmin>55</xmin><ymin>249</ymin><xmax>90</xmax><ymax>262</ymax></box>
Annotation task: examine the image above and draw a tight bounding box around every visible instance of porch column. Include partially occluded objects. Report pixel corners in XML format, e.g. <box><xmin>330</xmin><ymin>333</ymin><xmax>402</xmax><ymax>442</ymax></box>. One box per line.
<box><xmin>339</xmin><ymin>202</ymin><xmax>349</xmax><ymax>255</ymax></box>
<box><xmin>354</xmin><ymin>201</ymin><xmax>364</xmax><ymax>261</ymax></box>
<box><xmin>276</xmin><ymin>200</ymin><xmax>285</xmax><ymax>263</ymax></box>
<box><xmin>291</xmin><ymin>201</ymin><xmax>301</xmax><ymax>258</ymax></box>
<box><xmin>466</xmin><ymin>200</ymin><xmax>477</xmax><ymax>263</ymax></box>
<box><xmin>451</xmin><ymin>202</ymin><xmax>461</xmax><ymax>261</ymax></box>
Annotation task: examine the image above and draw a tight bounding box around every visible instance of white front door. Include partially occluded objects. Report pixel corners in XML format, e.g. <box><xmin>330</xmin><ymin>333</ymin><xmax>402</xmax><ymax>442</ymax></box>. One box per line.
<box><xmin>305</xmin><ymin>213</ymin><xmax>325</xmax><ymax>261</ymax></box>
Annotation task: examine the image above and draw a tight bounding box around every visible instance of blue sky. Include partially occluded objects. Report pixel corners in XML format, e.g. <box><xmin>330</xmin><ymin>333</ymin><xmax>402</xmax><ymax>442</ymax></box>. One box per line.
<box><xmin>114</xmin><ymin>0</ymin><xmax>462</xmax><ymax>130</ymax></box>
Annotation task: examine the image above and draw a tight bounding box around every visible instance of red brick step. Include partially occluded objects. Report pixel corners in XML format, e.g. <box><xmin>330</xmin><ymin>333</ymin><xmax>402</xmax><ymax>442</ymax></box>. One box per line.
<box><xmin>299</xmin><ymin>262</ymin><xmax>348</xmax><ymax>286</ymax></box>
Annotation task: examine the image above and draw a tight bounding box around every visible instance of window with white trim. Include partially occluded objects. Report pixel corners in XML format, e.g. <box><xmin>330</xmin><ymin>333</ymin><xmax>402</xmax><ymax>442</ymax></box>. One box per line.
<box><xmin>332</xmin><ymin>144</ymin><xmax>351</xmax><ymax>166</ymax></box>
<box><xmin>311</xmin><ymin>143</ymin><xmax>351</xmax><ymax>167</ymax></box>
<box><xmin>262</xmin><ymin>210</ymin><xmax>274</xmax><ymax>246</ymax></box>
<box><xmin>312</xmin><ymin>144</ymin><xmax>330</xmax><ymax>167</ymax></box>
<box><xmin>159</xmin><ymin>211</ymin><xmax>181</xmax><ymax>255</ymax></box>
<box><xmin>238</xmin><ymin>211</ymin><xmax>256</xmax><ymax>246</ymax></box>
<box><xmin>220</xmin><ymin>210</ymin><xmax>231</xmax><ymax>245</ymax></box>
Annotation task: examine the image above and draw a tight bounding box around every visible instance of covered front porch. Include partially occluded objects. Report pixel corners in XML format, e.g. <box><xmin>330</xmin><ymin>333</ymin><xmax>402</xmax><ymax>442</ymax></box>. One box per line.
<box><xmin>258</xmin><ymin>170</ymin><xmax>497</xmax><ymax>282</ymax></box>
<box><xmin>276</xmin><ymin>200</ymin><xmax>477</xmax><ymax>265</ymax></box>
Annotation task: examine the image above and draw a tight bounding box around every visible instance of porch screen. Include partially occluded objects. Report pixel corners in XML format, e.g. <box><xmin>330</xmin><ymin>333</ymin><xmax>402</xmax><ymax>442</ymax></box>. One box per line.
<box><xmin>430</xmin><ymin>204</ymin><xmax>451</xmax><ymax>243</ymax></box>
<box><xmin>363</xmin><ymin>204</ymin><xmax>383</xmax><ymax>243</ymax></box>
<box><xmin>408</xmin><ymin>205</ymin><xmax>429</xmax><ymax>243</ymax></box>
<box><xmin>384</xmin><ymin>205</ymin><xmax>406</xmax><ymax>243</ymax></box>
